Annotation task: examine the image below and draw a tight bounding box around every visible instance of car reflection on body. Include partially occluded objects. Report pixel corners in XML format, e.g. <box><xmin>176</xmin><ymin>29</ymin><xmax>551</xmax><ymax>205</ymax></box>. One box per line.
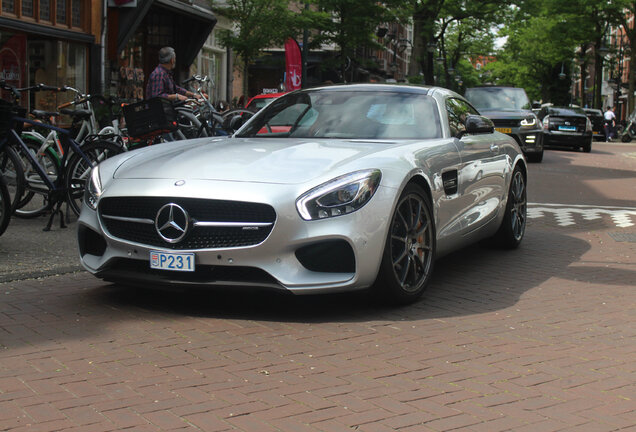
<box><xmin>78</xmin><ymin>84</ymin><xmax>527</xmax><ymax>305</ymax></box>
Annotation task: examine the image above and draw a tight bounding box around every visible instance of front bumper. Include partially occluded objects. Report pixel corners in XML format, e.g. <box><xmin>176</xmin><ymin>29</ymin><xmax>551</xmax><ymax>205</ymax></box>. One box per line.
<box><xmin>78</xmin><ymin>178</ymin><xmax>395</xmax><ymax>294</ymax></box>
<box><xmin>497</xmin><ymin>128</ymin><xmax>543</xmax><ymax>154</ymax></box>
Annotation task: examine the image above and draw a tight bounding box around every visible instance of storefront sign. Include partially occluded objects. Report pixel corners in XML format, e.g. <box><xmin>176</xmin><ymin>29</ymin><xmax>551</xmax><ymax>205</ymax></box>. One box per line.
<box><xmin>0</xmin><ymin>33</ymin><xmax>26</xmax><ymax>90</ymax></box>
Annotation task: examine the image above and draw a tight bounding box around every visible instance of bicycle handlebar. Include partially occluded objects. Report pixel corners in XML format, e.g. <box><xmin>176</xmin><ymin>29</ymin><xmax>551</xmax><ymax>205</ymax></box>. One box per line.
<box><xmin>37</xmin><ymin>84</ymin><xmax>65</xmax><ymax>92</ymax></box>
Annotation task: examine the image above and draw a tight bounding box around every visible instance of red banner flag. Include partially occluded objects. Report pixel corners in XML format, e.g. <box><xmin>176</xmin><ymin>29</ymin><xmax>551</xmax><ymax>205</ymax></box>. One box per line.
<box><xmin>285</xmin><ymin>38</ymin><xmax>302</xmax><ymax>91</ymax></box>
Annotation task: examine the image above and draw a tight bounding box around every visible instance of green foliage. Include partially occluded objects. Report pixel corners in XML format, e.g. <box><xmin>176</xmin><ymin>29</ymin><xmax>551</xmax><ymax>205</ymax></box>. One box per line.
<box><xmin>493</xmin><ymin>0</ymin><xmax>623</xmax><ymax>106</ymax></box>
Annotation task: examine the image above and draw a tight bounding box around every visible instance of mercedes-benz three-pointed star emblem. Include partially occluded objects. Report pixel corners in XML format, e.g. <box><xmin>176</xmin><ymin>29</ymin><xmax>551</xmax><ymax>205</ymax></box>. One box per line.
<box><xmin>155</xmin><ymin>203</ymin><xmax>189</xmax><ymax>243</ymax></box>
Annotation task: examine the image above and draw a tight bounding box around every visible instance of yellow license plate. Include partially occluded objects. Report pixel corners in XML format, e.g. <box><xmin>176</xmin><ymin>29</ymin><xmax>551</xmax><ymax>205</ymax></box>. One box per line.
<box><xmin>496</xmin><ymin>128</ymin><xmax>512</xmax><ymax>134</ymax></box>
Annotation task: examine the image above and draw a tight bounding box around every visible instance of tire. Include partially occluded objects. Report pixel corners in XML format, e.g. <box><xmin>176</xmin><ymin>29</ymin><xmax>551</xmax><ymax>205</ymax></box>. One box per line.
<box><xmin>0</xmin><ymin>175</ymin><xmax>10</xmax><ymax>236</ymax></box>
<box><xmin>582</xmin><ymin>139</ymin><xmax>592</xmax><ymax>153</ymax></box>
<box><xmin>372</xmin><ymin>183</ymin><xmax>435</xmax><ymax>305</ymax></box>
<box><xmin>621</xmin><ymin>134</ymin><xmax>632</xmax><ymax>143</ymax></box>
<box><xmin>65</xmin><ymin>140</ymin><xmax>123</xmax><ymax>216</ymax></box>
<box><xmin>494</xmin><ymin>166</ymin><xmax>526</xmax><ymax>249</ymax></box>
<box><xmin>0</xmin><ymin>146</ymin><xmax>25</xmax><ymax>212</ymax></box>
<box><xmin>14</xmin><ymin>137</ymin><xmax>61</xmax><ymax>211</ymax></box>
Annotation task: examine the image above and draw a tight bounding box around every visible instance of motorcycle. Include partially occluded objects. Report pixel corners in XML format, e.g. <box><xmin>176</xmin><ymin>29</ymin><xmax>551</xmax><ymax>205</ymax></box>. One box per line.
<box><xmin>619</xmin><ymin>109</ymin><xmax>636</xmax><ymax>142</ymax></box>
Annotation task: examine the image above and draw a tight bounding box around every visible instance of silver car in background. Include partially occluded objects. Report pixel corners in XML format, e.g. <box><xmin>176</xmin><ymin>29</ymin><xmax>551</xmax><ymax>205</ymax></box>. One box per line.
<box><xmin>78</xmin><ymin>84</ymin><xmax>527</xmax><ymax>304</ymax></box>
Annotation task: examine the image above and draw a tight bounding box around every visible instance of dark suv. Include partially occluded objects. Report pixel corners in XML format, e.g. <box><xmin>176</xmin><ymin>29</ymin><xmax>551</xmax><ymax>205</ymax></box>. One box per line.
<box><xmin>464</xmin><ymin>86</ymin><xmax>544</xmax><ymax>162</ymax></box>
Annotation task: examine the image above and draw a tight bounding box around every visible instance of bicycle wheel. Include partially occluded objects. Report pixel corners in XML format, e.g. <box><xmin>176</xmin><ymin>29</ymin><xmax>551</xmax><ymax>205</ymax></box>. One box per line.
<box><xmin>0</xmin><ymin>174</ymin><xmax>10</xmax><ymax>236</ymax></box>
<box><xmin>65</xmin><ymin>140</ymin><xmax>122</xmax><ymax>216</ymax></box>
<box><xmin>14</xmin><ymin>136</ymin><xmax>61</xmax><ymax>211</ymax></box>
<box><xmin>176</xmin><ymin>108</ymin><xmax>205</xmax><ymax>139</ymax></box>
<box><xmin>0</xmin><ymin>145</ymin><xmax>25</xmax><ymax>212</ymax></box>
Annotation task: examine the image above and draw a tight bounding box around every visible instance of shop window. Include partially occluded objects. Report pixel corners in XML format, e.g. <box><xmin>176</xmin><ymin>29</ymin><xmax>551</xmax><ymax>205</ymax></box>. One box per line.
<box><xmin>22</xmin><ymin>0</ymin><xmax>34</xmax><ymax>17</ymax></box>
<box><xmin>40</xmin><ymin>0</ymin><xmax>51</xmax><ymax>21</ymax></box>
<box><xmin>56</xmin><ymin>0</ymin><xmax>67</xmax><ymax>24</ymax></box>
<box><xmin>71</xmin><ymin>0</ymin><xmax>81</xmax><ymax>27</ymax></box>
<box><xmin>2</xmin><ymin>0</ymin><xmax>15</xmax><ymax>14</ymax></box>
<box><xmin>27</xmin><ymin>39</ymin><xmax>86</xmax><ymax>117</ymax></box>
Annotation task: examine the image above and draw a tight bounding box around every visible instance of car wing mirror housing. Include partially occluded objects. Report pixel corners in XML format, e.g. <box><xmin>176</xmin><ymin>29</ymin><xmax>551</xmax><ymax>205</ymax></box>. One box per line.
<box><xmin>458</xmin><ymin>114</ymin><xmax>494</xmax><ymax>138</ymax></box>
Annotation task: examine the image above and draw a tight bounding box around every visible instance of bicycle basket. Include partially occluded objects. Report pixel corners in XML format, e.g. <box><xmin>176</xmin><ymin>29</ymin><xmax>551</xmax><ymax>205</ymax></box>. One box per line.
<box><xmin>0</xmin><ymin>99</ymin><xmax>26</xmax><ymax>138</ymax></box>
<box><xmin>122</xmin><ymin>97</ymin><xmax>178</xmax><ymax>138</ymax></box>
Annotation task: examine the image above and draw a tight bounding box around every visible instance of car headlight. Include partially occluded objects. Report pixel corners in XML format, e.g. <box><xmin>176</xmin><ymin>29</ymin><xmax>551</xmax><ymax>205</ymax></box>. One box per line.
<box><xmin>585</xmin><ymin>118</ymin><xmax>592</xmax><ymax>132</ymax></box>
<box><xmin>520</xmin><ymin>115</ymin><xmax>538</xmax><ymax>129</ymax></box>
<box><xmin>296</xmin><ymin>169</ymin><xmax>381</xmax><ymax>220</ymax></box>
<box><xmin>542</xmin><ymin>115</ymin><xmax>550</xmax><ymax>130</ymax></box>
<box><xmin>84</xmin><ymin>166</ymin><xmax>102</xmax><ymax>210</ymax></box>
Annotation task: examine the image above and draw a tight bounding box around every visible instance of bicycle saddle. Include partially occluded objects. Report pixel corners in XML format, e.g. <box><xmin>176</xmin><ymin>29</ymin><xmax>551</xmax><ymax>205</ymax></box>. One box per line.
<box><xmin>60</xmin><ymin>108</ymin><xmax>92</xmax><ymax>119</ymax></box>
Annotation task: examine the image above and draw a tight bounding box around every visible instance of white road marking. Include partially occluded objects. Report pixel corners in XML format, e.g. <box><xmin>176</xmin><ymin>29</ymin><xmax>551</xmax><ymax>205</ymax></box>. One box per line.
<box><xmin>528</xmin><ymin>203</ymin><xmax>636</xmax><ymax>228</ymax></box>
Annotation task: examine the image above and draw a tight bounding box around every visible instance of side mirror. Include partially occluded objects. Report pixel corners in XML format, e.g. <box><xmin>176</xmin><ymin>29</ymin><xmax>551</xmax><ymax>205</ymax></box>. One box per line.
<box><xmin>458</xmin><ymin>114</ymin><xmax>494</xmax><ymax>138</ymax></box>
<box><xmin>532</xmin><ymin>101</ymin><xmax>541</xmax><ymax>109</ymax></box>
<box><xmin>228</xmin><ymin>114</ymin><xmax>245</xmax><ymax>131</ymax></box>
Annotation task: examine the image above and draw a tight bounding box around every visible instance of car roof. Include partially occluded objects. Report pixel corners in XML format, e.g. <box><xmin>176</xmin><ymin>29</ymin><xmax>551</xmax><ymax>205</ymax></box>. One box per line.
<box><xmin>545</xmin><ymin>106</ymin><xmax>586</xmax><ymax>115</ymax></box>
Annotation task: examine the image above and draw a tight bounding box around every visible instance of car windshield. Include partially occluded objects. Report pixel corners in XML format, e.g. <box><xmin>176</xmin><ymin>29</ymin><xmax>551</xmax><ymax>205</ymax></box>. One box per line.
<box><xmin>236</xmin><ymin>90</ymin><xmax>442</xmax><ymax>140</ymax></box>
<box><xmin>465</xmin><ymin>87</ymin><xmax>531</xmax><ymax>111</ymax></box>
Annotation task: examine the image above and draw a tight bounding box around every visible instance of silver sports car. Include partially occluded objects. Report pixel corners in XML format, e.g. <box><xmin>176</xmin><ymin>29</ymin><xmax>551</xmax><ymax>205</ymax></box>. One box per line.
<box><xmin>78</xmin><ymin>84</ymin><xmax>527</xmax><ymax>304</ymax></box>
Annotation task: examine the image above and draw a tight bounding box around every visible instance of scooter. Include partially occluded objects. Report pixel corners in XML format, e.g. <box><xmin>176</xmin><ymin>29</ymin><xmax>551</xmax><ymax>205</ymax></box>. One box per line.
<box><xmin>620</xmin><ymin>109</ymin><xmax>636</xmax><ymax>142</ymax></box>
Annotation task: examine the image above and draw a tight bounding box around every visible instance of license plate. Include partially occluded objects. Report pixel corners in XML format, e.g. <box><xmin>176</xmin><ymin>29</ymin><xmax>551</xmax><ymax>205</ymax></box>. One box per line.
<box><xmin>558</xmin><ymin>125</ymin><xmax>577</xmax><ymax>131</ymax></box>
<box><xmin>150</xmin><ymin>250</ymin><xmax>195</xmax><ymax>272</ymax></box>
<box><xmin>495</xmin><ymin>127</ymin><xmax>512</xmax><ymax>133</ymax></box>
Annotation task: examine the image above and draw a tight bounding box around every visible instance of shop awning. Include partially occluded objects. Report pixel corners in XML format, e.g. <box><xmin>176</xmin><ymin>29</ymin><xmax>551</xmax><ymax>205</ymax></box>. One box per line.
<box><xmin>116</xmin><ymin>0</ymin><xmax>216</xmax><ymax>65</ymax></box>
<box><xmin>0</xmin><ymin>17</ymin><xmax>95</xmax><ymax>44</ymax></box>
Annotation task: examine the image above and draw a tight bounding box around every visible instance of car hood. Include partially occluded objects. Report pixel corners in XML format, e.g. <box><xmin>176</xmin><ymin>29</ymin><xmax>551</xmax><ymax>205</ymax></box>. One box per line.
<box><xmin>478</xmin><ymin>109</ymin><xmax>532</xmax><ymax>119</ymax></box>
<box><xmin>113</xmin><ymin>137</ymin><xmax>394</xmax><ymax>184</ymax></box>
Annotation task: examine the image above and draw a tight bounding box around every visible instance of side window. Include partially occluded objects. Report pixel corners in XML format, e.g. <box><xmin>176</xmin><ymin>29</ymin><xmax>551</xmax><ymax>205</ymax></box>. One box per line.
<box><xmin>446</xmin><ymin>98</ymin><xmax>478</xmax><ymax>137</ymax></box>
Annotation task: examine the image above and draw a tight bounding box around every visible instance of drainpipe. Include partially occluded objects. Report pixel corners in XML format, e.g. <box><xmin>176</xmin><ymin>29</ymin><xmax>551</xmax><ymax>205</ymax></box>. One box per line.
<box><xmin>100</xmin><ymin>0</ymin><xmax>108</xmax><ymax>93</ymax></box>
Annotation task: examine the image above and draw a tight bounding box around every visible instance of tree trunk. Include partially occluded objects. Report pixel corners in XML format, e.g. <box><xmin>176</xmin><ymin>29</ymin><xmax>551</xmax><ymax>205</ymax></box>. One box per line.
<box><xmin>594</xmin><ymin>51</ymin><xmax>603</xmax><ymax>109</ymax></box>
<box><xmin>408</xmin><ymin>13</ymin><xmax>425</xmax><ymax>78</ymax></box>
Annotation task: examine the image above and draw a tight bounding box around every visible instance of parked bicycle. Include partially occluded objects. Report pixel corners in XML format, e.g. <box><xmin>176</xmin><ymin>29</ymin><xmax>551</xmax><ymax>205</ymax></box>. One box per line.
<box><xmin>177</xmin><ymin>75</ymin><xmax>255</xmax><ymax>138</ymax></box>
<box><xmin>0</xmin><ymin>80</ymin><xmax>122</xmax><ymax>229</ymax></box>
<box><xmin>0</xmin><ymin>173</ymin><xmax>10</xmax><ymax>236</ymax></box>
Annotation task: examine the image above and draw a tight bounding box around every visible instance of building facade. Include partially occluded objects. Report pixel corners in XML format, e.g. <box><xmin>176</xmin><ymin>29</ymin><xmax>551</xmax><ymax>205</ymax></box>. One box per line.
<box><xmin>0</xmin><ymin>0</ymin><xmax>101</xmax><ymax>111</ymax></box>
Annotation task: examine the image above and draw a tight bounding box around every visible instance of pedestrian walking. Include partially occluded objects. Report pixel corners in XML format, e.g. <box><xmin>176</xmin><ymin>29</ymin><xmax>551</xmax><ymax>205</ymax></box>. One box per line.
<box><xmin>603</xmin><ymin>106</ymin><xmax>616</xmax><ymax>141</ymax></box>
<box><xmin>145</xmin><ymin>47</ymin><xmax>197</xmax><ymax>101</ymax></box>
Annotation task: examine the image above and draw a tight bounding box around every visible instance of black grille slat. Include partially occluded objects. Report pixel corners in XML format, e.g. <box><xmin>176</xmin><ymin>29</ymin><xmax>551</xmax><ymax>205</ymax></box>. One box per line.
<box><xmin>99</xmin><ymin>197</ymin><xmax>276</xmax><ymax>249</ymax></box>
<box><xmin>492</xmin><ymin>119</ymin><xmax>520</xmax><ymax>128</ymax></box>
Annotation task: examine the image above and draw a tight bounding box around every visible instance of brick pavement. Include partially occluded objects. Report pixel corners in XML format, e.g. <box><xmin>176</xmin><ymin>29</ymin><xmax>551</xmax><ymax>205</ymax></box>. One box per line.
<box><xmin>0</xmin><ymin>145</ymin><xmax>635</xmax><ymax>431</ymax></box>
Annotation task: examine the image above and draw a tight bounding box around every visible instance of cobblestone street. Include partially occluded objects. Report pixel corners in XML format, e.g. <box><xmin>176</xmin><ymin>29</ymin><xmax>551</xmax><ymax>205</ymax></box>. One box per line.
<box><xmin>0</xmin><ymin>144</ymin><xmax>635</xmax><ymax>431</ymax></box>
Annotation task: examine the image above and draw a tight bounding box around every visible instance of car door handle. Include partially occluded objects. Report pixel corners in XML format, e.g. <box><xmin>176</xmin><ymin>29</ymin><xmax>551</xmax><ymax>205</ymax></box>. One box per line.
<box><xmin>490</xmin><ymin>144</ymin><xmax>499</xmax><ymax>153</ymax></box>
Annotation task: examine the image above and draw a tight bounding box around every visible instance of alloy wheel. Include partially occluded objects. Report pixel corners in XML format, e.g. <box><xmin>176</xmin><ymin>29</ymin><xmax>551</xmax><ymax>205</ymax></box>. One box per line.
<box><xmin>509</xmin><ymin>170</ymin><xmax>526</xmax><ymax>241</ymax></box>
<box><xmin>390</xmin><ymin>193</ymin><xmax>434</xmax><ymax>293</ymax></box>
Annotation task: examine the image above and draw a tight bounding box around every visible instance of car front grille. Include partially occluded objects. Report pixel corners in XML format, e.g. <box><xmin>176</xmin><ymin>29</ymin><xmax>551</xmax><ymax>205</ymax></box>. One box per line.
<box><xmin>492</xmin><ymin>119</ymin><xmax>520</xmax><ymax>128</ymax></box>
<box><xmin>99</xmin><ymin>197</ymin><xmax>276</xmax><ymax>250</ymax></box>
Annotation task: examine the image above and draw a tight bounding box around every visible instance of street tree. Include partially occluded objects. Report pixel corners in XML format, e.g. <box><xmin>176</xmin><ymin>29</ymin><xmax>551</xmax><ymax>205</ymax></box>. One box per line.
<box><xmin>211</xmin><ymin>0</ymin><xmax>298</xmax><ymax>96</ymax></box>
<box><xmin>407</xmin><ymin>0</ymin><xmax>503</xmax><ymax>85</ymax></box>
<box><xmin>310</xmin><ymin>0</ymin><xmax>406</xmax><ymax>82</ymax></box>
